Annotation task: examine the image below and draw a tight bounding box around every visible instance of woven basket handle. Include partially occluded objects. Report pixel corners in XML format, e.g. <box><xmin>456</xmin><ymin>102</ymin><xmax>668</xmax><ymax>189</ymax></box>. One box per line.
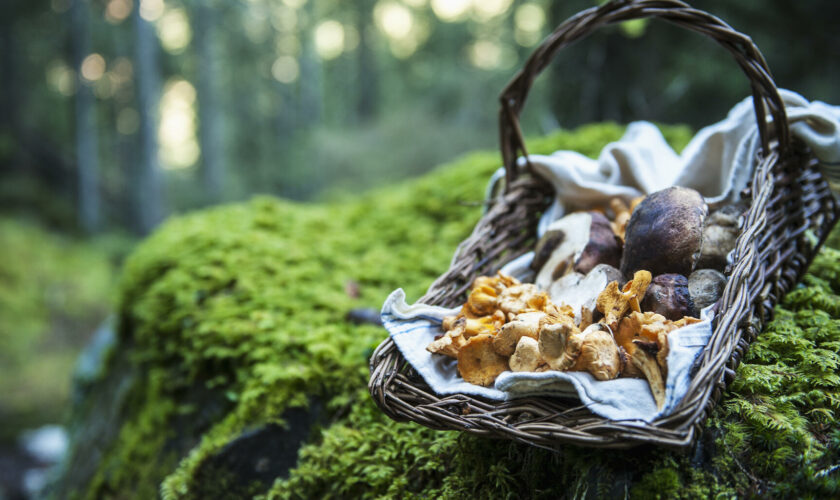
<box><xmin>499</xmin><ymin>0</ymin><xmax>792</xmax><ymax>187</ymax></box>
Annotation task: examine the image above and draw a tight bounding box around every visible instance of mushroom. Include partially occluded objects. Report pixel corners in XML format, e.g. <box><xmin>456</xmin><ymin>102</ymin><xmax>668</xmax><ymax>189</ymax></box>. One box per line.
<box><xmin>457</xmin><ymin>334</ymin><xmax>509</xmax><ymax>387</ymax></box>
<box><xmin>532</xmin><ymin>211</ymin><xmax>622</xmax><ymax>290</ymax></box>
<box><xmin>473</xmin><ymin>272</ymin><xmax>520</xmax><ymax>295</ymax></box>
<box><xmin>509</xmin><ymin>336</ymin><xmax>543</xmax><ymax>372</ymax></box>
<box><xmin>426</xmin><ymin>325</ymin><xmax>470</xmax><ymax>358</ymax></box>
<box><xmin>609</xmin><ymin>196</ymin><xmax>644</xmax><ymax>241</ymax></box>
<box><xmin>631</xmin><ymin>346</ymin><xmax>666</xmax><ymax>410</ymax></box>
<box><xmin>571</xmin><ymin>324</ymin><xmax>621</xmax><ymax>380</ymax></box>
<box><xmin>492</xmin><ymin>311</ymin><xmax>546</xmax><ymax>356</ymax></box>
<box><xmin>464</xmin><ymin>284</ymin><xmax>499</xmax><ymax>317</ymax></box>
<box><xmin>640</xmin><ymin>273</ymin><xmax>697</xmax><ymax>321</ymax></box>
<box><xmin>538</xmin><ymin>321</ymin><xmax>584</xmax><ymax>371</ymax></box>
<box><xmin>549</xmin><ymin>264</ymin><xmax>624</xmax><ymax>326</ymax></box>
<box><xmin>697</xmin><ymin>204</ymin><xmax>743</xmax><ymax>272</ymax></box>
<box><xmin>595</xmin><ymin>270</ymin><xmax>652</xmax><ymax>330</ymax></box>
<box><xmin>615</xmin><ymin>311</ymin><xmax>676</xmax><ymax>409</ymax></box>
<box><xmin>689</xmin><ymin>268</ymin><xmax>727</xmax><ymax>312</ymax></box>
<box><xmin>497</xmin><ymin>284</ymin><xmax>543</xmax><ymax>315</ymax></box>
<box><xmin>620</xmin><ymin>187</ymin><xmax>709</xmax><ymax>278</ymax></box>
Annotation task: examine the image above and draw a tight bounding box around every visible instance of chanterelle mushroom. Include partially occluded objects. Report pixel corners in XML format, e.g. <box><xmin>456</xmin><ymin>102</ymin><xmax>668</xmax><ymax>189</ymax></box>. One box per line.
<box><xmin>615</xmin><ymin>311</ymin><xmax>679</xmax><ymax>409</ymax></box>
<box><xmin>509</xmin><ymin>336</ymin><xmax>543</xmax><ymax>372</ymax></box>
<box><xmin>497</xmin><ymin>284</ymin><xmax>543</xmax><ymax>315</ymax></box>
<box><xmin>538</xmin><ymin>321</ymin><xmax>583</xmax><ymax>371</ymax></box>
<box><xmin>457</xmin><ymin>334</ymin><xmax>509</xmax><ymax>387</ymax></box>
<box><xmin>571</xmin><ymin>324</ymin><xmax>621</xmax><ymax>381</ymax></box>
<box><xmin>492</xmin><ymin>311</ymin><xmax>546</xmax><ymax>356</ymax></box>
<box><xmin>596</xmin><ymin>270</ymin><xmax>652</xmax><ymax>330</ymax></box>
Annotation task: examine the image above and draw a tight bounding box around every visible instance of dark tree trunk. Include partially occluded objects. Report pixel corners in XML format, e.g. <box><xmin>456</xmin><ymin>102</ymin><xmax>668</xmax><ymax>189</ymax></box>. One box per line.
<box><xmin>355</xmin><ymin>0</ymin><xmax>378</xmax><ymax>121</ymax></box>
<box><xmin>194</xmin><ymin>0</ymin><xmax>224</xmax><ymax>202</ymax></box>
<box><xmin>71</xmin><ymin>0</ymin><xmax>100</xmax><ymax>232</ymax></box>
<box><xmin>297</xmin><ymin>0</ymin><xmax>322</xmax><ymax>127</ymax></box>
<box><xmin>132</xmin><ymin>3</ymin><xmax>165</xmax><ymax>234</ymax></box>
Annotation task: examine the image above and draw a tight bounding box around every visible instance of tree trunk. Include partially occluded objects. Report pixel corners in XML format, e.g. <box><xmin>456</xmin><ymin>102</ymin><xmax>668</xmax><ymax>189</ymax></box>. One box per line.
<box><xmin>355</xmin><ymin>0</ymin><xmax>378</xmax><ymax>122</ymax></box>
<box><xmin>297</xmin><ymin>1</ymin><xmax>323</xmax><ymax>127</ymax></box>
<box><xmin>132</xmin><ymin>4</ymin><xmax>165</xmax><ymax>234</ymax></box>
<box><xmin>193</xmin><ymin>0</ymin><xmax>224</xmax><ymax>203</ymax></box>
<box><xmin>71</xmin><ymin>0</ymin><xmax>101</xmax><ymax>232</ymax></box>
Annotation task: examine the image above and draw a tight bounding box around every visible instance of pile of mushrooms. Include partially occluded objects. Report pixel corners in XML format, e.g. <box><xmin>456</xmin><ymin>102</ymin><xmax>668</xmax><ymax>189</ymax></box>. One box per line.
<box><xmin>426</xmin><ymin>186</ymin><xmax>742</xmax><ymax>410</ymax></box>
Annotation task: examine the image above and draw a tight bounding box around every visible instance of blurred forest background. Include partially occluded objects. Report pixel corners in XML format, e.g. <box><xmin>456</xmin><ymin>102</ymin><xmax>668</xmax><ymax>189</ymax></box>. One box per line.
<box><xmin>0</xmin><ymin>0</ymin><xmax>839</xmax><ymax>497</ymax></box>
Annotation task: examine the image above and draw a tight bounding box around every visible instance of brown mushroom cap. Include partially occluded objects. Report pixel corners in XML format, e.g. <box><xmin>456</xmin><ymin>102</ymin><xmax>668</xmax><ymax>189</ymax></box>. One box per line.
<box><xmin>641</xmin><ymin>273</ymin><xmax>697</xmax><ymax>321</ymax></box>
<box><xmin>457</xmin><ymin>334</ymin><xmax>509</xmax><ymax>386</ymax></box>
<box><xmin>575</xmin><ymin>212</ymin><xmax>623</xmax><ymax>275</ymax></box>
<box><xmin>533</xmin><ymin>212</ymin><xmax>622</xmax><ymax>290</ymax></box>
<box><xmin>620</xmin><ymin>187</ymin><xmax>708</xmax><ymax>278</ymax></box>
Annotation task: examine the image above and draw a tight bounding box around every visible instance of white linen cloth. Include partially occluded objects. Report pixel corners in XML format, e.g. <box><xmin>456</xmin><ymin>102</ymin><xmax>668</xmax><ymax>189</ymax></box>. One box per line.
<box><xmin>381</xmin><ymin>90</ymin><xmax>840</xmax><ymax>423</ymax></box>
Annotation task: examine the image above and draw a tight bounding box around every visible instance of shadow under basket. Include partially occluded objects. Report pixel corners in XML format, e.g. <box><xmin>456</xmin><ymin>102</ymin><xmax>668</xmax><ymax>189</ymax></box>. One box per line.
<box><xmin>368</xmin><ymin>0</ymin><xmax>840</xmax><ymax>449</ymax></box>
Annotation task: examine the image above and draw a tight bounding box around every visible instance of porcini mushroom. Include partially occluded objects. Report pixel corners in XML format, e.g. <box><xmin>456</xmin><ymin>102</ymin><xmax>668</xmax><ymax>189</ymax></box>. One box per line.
<box><xmin>550</xmin><ymin>264</ymin><xmax>623</xmax><ymax>326</ymax></box>
<box><xmin>620</xmin><ymin>187</ymin><xmax>709</xmax><ymax>278</ymax></box>
<box><xmin>532</xmin><ymin>211</ymin><xmax>622</xmax><ymax>290</ymax></box>
<box><xmin>640</xmin><ymin>273</ymin><xmax>697</xmax><ymax>321</ymax></box>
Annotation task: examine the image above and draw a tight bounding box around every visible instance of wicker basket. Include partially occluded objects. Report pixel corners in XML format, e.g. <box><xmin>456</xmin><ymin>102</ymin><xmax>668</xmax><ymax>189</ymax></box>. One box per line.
<box><xmin>368</xmin><ymin>0</ymin><xmax>839</xmax><ymax>449</ymax></box>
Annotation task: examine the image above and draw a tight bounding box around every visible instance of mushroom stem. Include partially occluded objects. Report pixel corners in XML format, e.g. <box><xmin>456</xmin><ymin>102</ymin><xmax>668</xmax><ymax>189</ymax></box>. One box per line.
<box><xmin>631</xmin><ymin>347</ymin><xmax>666</xmax><ymax>410</ymax></box>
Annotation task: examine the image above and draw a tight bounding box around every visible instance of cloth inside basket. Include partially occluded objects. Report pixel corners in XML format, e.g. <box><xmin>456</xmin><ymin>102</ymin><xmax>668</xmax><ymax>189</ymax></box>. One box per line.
<box><xmin>382</xmin><ymin>90</ymin><xmax>840</xmax><ymax>423</ymax></box>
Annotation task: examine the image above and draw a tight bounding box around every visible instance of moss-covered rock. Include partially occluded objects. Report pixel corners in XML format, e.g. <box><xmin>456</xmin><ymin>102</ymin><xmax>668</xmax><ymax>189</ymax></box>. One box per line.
<box><xmin>54</xmin><ymin>123</ymin><xmax>839</xmax><ymax>498</ymax></box>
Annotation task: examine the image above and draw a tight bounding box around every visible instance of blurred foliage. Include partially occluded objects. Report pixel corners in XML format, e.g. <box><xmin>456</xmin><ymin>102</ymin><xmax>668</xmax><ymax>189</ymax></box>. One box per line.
<box><xmin>2</xmin><ymin>0</ymin><xmax>839</xmax><ymax>233</ymax></box>
<box><xmin>0</xmin><ymin>218</ymin><xmax>124</xmax><ymax>440</ymax></box>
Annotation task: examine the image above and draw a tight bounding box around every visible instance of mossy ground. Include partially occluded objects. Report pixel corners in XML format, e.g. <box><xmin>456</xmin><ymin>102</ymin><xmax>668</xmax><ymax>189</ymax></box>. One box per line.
<box><xmin>0</xmin><ymin>218</ymin><xmax>119</xmax><ymax>441</ymax></box>
<box><xmin>69</xmin><ymin>123</ymin><xmax>838</xmax><ymax>498</ymax></box>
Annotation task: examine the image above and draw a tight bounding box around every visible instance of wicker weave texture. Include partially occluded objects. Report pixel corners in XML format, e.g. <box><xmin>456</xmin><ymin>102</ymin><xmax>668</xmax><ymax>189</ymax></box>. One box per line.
<box><xmin>368</xmin><ymin>0</ymin><xmax>839</xmax><ymax>449</ymax></box>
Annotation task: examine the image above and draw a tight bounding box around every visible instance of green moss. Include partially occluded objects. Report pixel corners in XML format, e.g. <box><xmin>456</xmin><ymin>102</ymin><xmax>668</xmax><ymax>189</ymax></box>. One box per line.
<box><xmin>69</xmin><ymin>122</ymin><xmax>837</xmax><ymax>498</ymax></box>
<box><xmin>0</xmin><ymin>218</ymin><xmax>117</xmax><ymax>439</ymax></box>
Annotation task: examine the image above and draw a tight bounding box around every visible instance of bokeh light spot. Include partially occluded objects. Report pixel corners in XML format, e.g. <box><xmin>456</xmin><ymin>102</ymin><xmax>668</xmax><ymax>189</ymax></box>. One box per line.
<box><xmin>514</xmin><ymin>3</ymin><xmax>545</xmax><ymax>33</ymax></box>
<box><xmin>430</xmin><ymin>0</ymin><xmax>470</xmax><ymax>22</ymax></box>
<box><xmin>272</xmin><ymin>56</ymin><xmax>300</xmax><ymax>83</ymax></box>
<box><xmin>374</xmin><ymin>2</ymin><xmax>414</xmax><ymax>41</ymax></box>
<box><xmin>314</xmin><ymin>20</ymin><xmax>345</xmax><ymax>60</ymax></box>
<box><xmin>159</xmin><ymin>79</ymin><xmax>199</xmax><ymax>170</ymax></box>
<box><xmin>46</xmin><ymin>61</ymin><xmax>76</xmax><ymax>96</ymax></box>
<box><xmin>472</xmin><ymin>0</ymin><xmax>512</xmax><ymax>21</ymax></box>
<box><xmin>80</xmin><ymin>54</ymin><xmax>106</xmax><ymax>82</ymax></box>
<box><xmin>469</xmin><ymin>40</ymin><xmax>502</xmax><ymax>69</ymax></box>
<box><xmin>158</xmin><ymin>8</ymin><xmax>192</xmax><ymax>54</ymax></box>
<box><xmin>140</xmin><ymin>0</ymin><xmax>164</xmax><ymax>22</ymax></box>
<box><xmin>105</xmin><ymin>0</ymin><xmax>132</xmax><ymax>24</ymax></box>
